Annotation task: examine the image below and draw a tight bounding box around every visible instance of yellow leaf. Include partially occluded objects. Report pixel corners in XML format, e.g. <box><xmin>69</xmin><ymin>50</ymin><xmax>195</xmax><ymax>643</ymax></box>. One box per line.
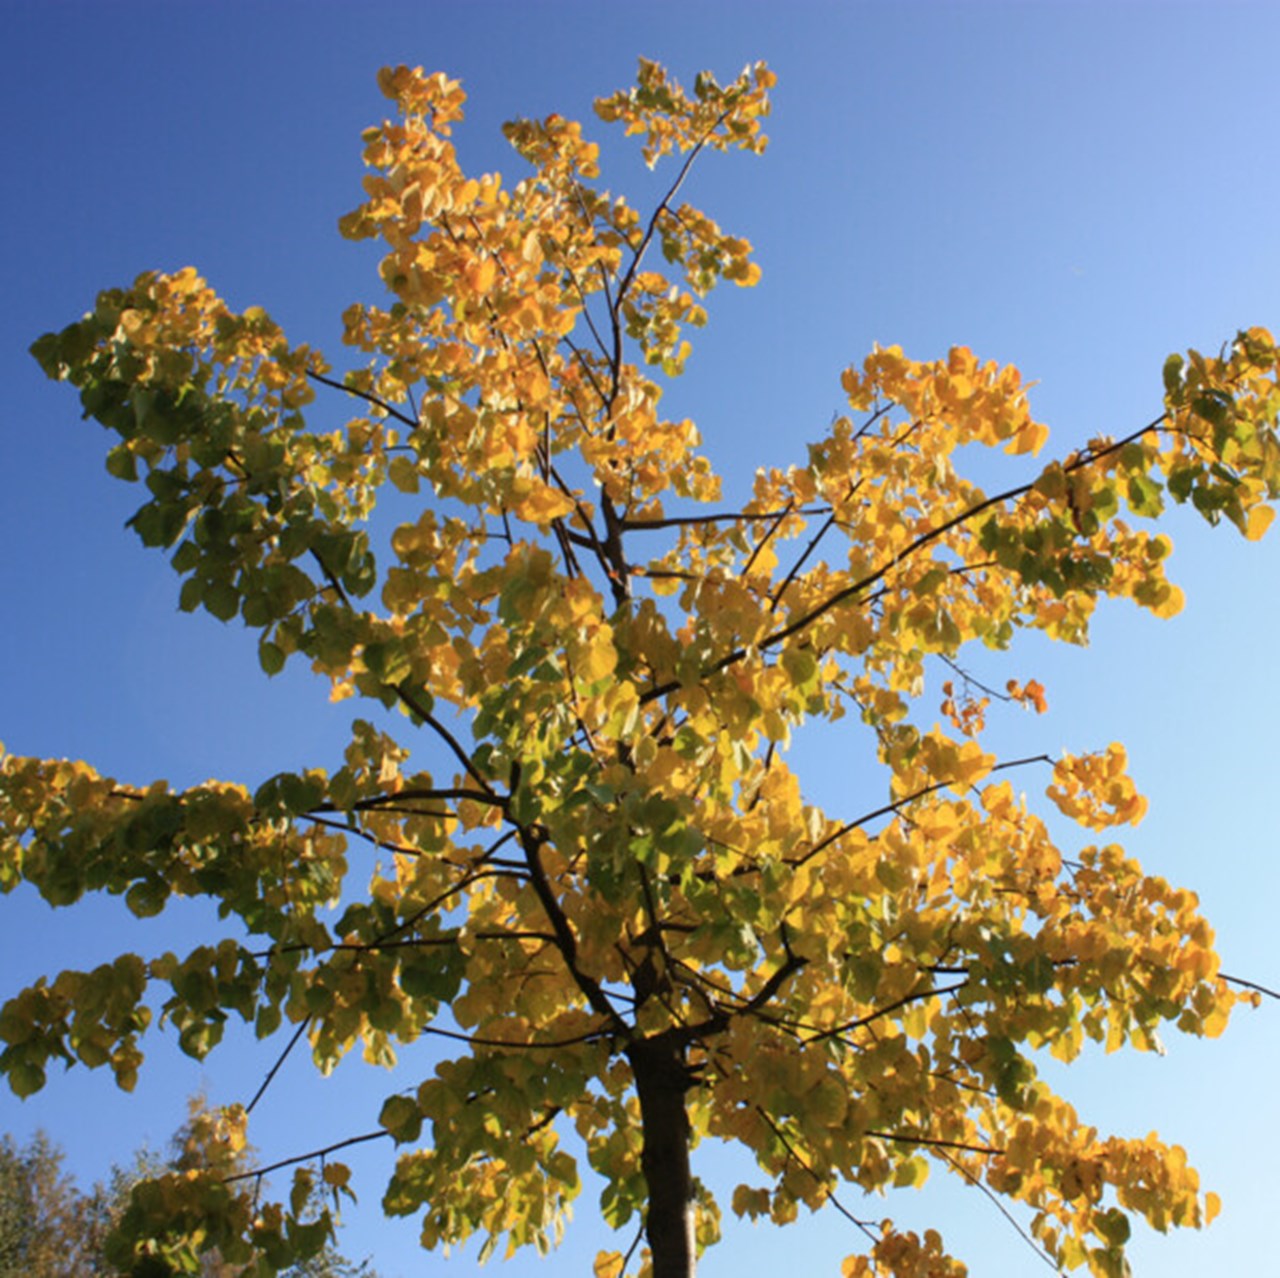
<box><xmin>467</xmin><ymin>256</ymin><xmax>497</xmax><ymax>293</ymax></box>
<box><xmin>1152</xmin><ymin>582</ymin><xmax>1185</xmax><ymax>619</ymax></box>
<box><xmin>507</xmin><ymin>476</ymin><xmax>575</xmax><ymax>526</ymax></box>
<box><xmin>1245</xmin><ymin>503</ymin><xmax>1274</xmax><ymax>541</ymax></box>
<box><xmin>580</xmin><ymin>626</ymin><xmax>618</xmax><ymax>684</ymax></box>
<box><xmin>388</xmin><ymin>455</ymin><xmax>420</xmax><ymax>494</ymax></box>
<box><xmin>594</xmin><ymin>1251</ymin><xmax>624</xmax><ymax>1278</ymax></box>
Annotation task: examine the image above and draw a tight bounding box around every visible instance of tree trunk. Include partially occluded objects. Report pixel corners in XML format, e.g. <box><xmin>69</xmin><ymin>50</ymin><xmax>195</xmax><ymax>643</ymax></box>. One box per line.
<box><xmin>627</xmin><ymin>1033</ymin><xmax>696</xmax><ymax>1278</ymax></box>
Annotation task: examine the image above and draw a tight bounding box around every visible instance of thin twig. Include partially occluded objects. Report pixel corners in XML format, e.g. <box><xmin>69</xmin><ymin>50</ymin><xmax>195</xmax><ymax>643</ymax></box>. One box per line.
<box><xmin>223</xmin><ymin>1129</ymin><xmax>390</xmax><ymax>1184</ymax></box>
<box><xmin>391</xmin><ymin>684</ymin><xmax>500</xmax><ymax>800</ymax></box>
<box><xmin>938</xmin><ymin>1148</ymin><xmax>1063</xmax><ymax>1273</ymax></box>
<box><xmin>803</xmin><ymin>982</ymin><xmax>968</xmax><ymax>1045</ymax></box>
<box><xmin>790</xmin><ymin>754</ymin><xmax>1053</xmax><ymax>868</ymax></box>
<box><xmin>866</xmin><ymin>1130</ymin><xmax>1002</xmax><ymax>1155</ymax></box>
<box><xmin>621</xmin><ymin>505</ymin><xmax>829</xmax><ymax>531</ymax></box>
<box><xmin>244</xmin><ymin>1016</ymin><xmax>311</xmax><ymax>1116</ymax></box>
<box><xmin>751</xmin><ymin>1104</ymin><xmax>880</xmax><ymax>1245</ymax></box>
<box><xmin>309</xmin><ymin>787</ymin><xmax>503</xmax><ymax>815</ymax></box>
<box><xmin>609</xmin><ymin>115</ymin><xmax>727</xmax><ymax>393</ymax></box>
<box><xmin>414</xmin><ymin>1022</ymin><xmax>610</xmax><ymax>1050</ymax></box>
<box><xmin>740</xmin><ymin>504</ymin><xmax>792</xmax><ymax>580</ymax></box>
<box><xmin>518</xmin><ymin>818</ymin><xmax>629</xmax><ymax>1034</ymax></box>
<box><xmin>769</xmin><ymin>510</ymin><xmax>836</xmax><ymax>608</ymax></box>
<box><xmin>1222</xmin><ymin>972</ymin><xmax>1280</xmax><ymax>1000</ymax></box>
<box><xmin>938</xmin><ymin>653</ymin><xmax>1015</xmax><ymax>704</ymax></box>
<box><xmin>306</xmin><ymin>368</ymin><xmax>418</xmax><ymax>430</ymax></box>
<box><xmin>620</xmin><ymin>1218</ymin><xmax>646</xmax><ymax>1272</ymax></box>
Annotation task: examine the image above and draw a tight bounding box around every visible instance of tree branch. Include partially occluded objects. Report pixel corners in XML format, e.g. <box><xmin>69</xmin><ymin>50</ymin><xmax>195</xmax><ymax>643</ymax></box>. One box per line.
<box><xmin>741</xmin><ymin>503</ymin><xmax>793</xmax><ymax>580</ymax></box>
<box><xmin>414</xmin><ymin>1022</ymin><xmax>611</xmax><ymax>1051</ymax></box>
<box><xmin>866</xmin><ymin>1129</ymin><xmax>1003</xmax><ymax>1156</ymax></box>
<box><xmin>1222</xmin><ymin>972</ymin><xmax>1280</xmax><ymax>1000</ymax></box>
<box><xmin>517</xmin><ymin>819</ymin><xmax>629</xmax><ymax>1035</ymax></box>
<box><xmin>639</xmin><ymin>415</ymin><xmax>1170</xmax><ymax>704</ymax></box>
<box><xmin>223</xmin><ymin>1129</ymin><xmax>390</xmax><ymax>1184</ymax></box>
<box><xmin>621</xmin><ymin>505</ymin><xmax>830</xmax><ymax>531</ymax></box>
<box><xmin>391</xmin><ymin>684</ymin><xmax>500</xmax><ymax>800</ymax></box>
<box><xmin>804</xmin><ymin>981</ymin><xmax>969</xmax><ymax>1045</ymax></box>
<box><xmin>754</xmin><ymin>414</ymin><xmax>1168</xmax><ymax>654</ymax></box>
<box><xmin>769</xmin><ymin>509</ymin><xmax>837</xmax><ymax>607</ymax></box>
<box><xmin>610</xmin><ymin>117</ymin><xmax>725</xmax><ymax>378</ymax></box>
<box><xmin>789</xmin><ymin>755</ymin><xmax>1053</xmax><ymax>868</ymax></box>
<box><xmin>937</xmin><ymin>1148</ymin><xmax>1062</xmax><ymax>1273</ymax></box>
<box><xmin>244</xmin><ymin>1016</ymin><xmax>312</xmax><ymax>1116</ymax></box>
<box><xmin>310</xmin><ymin>787</ymin><xmax>505</xmax><ymax>816</ymax></box>
<box><xmin>751</xmin><ymin>1103</ymin><xmax>881</xmax><ymax>1245</ymax></box>
<box><xmin>306</xmin><ymin>368</ymin><xmax>419</xmax><ymax>430</ymax></box>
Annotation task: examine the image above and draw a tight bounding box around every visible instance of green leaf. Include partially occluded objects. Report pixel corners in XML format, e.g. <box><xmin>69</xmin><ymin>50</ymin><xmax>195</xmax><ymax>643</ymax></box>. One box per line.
<box><xmin>127</xmin><ymin>502</ymin><xmax>188</xmax><ymax>548</ymax></box>
<box><xmin>258</xmin><ymin>640</ymin><xmax>286</xmax><ymax>675</ymax></box>
<box><xmin>29</xmin><ymin>331</ymin><xmax>64</xmax><ymax>378</ymax></box>
<box><xmin>178</xmin><ymin>1019</ymin><xmax>224</xmax><ymax>1060</ymax></box>
<box><xmin>1168</xmin><ymin>464</ymin><xmax>1196</xmax><ymax>503</ymax></box>
<box><xmin>780</xmin><ymin>646</ymin><xmax>818</xmax><ymax>689</ymax></box>
<box><xmin>105</xmin><ymin>444</ymin><xmax>139</xmax><ymax>481</ymax></box>
<box><xmin>1125</xmin><ymin>472</ymin><xmax>1163</xmax><ymax>518</ymax></box>
<box><xmin>1095</xmin><ymin>1207</ymin><xmax>1131</xmax><ymax>1247</ymax></box>
<box><xmin>125</xmin><ymin>879</ymin><xmax>169</xmax><ymax>918</ymax></box>
<box><xmin>379</xmin><ymin>1093</ymin><xmax>423</xmax><ymax>1142</ymax></box>
<box><xmin>362</xmin><ymin>640</ymin><xmax>412</xmax><ymax>685</ymax></box>
<box><xmin>203</xmin><ymin>580</ymin><xmax>239</xmax><ymax>621</ymax></box>
<box><xmin>6</xmin><ymin>1061</ymin><xmax>47</xmax><ymax>1098</ymax></box>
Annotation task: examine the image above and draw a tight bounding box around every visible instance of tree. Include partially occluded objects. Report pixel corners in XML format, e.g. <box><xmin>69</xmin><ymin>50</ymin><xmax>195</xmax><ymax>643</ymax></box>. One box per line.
<box><xmin>0</xmin><ymin>1108</ymin><xmax>378</xmax><ymax>1278</ymax></box>
<box><xmin>3</xmin><ymin>55</ymin><xmax>1278</xmax><ymax>1277</ymax></box>
<box><xmin>0</xmin><ymin>1129</ymin><xmax>108</xmax><ymax>1276</ymax></box>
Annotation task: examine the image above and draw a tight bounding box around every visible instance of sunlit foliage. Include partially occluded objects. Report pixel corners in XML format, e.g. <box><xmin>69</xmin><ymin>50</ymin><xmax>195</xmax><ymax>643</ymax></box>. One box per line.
<box><xmin>5</xmin><ymin>58</ymin><xmax>1280</xmax><ymax>1277</ymax></box>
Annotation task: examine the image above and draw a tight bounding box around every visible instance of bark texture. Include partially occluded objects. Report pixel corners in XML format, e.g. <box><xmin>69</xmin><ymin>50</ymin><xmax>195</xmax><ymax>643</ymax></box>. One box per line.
<box><xmin>627</xmin><ymin>1032</ymin><xmax>697</xmax><ymax>1278</ymax></box>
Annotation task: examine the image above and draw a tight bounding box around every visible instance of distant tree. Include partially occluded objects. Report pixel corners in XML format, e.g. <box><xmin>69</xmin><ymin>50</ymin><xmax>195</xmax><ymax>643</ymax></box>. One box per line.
<box><xmin>0</xmin><ymin>1109</ymin><xmax>377</xmax><ymax>1278</ymax></box>
<box><xmin>0</xmin><ymin>1129</ymin><xmax>104</xmax><ymax>1277</ymax></box>
<box><xmin>6</xmin><ymin>56</ymin><xmax>1280</xmax><ymax>1278</ymax></box>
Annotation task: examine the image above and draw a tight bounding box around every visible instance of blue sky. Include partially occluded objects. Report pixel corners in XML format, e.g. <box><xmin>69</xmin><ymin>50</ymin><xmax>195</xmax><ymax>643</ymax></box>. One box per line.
<box><xmin>3</xmin><ymin>2</ymin><xmax>1280</xmax><ymax>1274</ymax></box>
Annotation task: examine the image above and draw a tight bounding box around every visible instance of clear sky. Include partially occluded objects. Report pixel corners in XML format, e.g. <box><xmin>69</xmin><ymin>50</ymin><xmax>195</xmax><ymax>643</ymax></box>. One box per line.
<box><xmin>3</xmin><ymin>2</ymin><xmax>1280</xmax><ymax>1274</ymax></box>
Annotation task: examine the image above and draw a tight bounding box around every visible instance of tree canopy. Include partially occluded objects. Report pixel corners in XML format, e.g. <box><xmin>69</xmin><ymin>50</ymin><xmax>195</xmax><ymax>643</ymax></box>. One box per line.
<box><xmin>4</xmin><ymin>57</ymin><xmax>1280</xmax><ymax>1278</ymax></box>
<box><xmin>0</xmin><ymin>1128</ymin><xmax>106</xmax><ymax>1277</ymax></box>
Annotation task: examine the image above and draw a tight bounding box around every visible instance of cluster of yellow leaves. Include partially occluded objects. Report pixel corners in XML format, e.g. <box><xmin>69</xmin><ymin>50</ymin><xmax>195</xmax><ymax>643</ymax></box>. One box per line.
<box><xmin>842</xmin><ymin>344</ymin><xmax>1049</xmax><ymax>456</ymax></box>
<box><xmin>842</xmin><ymin>1228</ymin><xmax>967</xmax><ymax>1278</ymax></box>
<box><xmin>1006</xmin><ymin>677</ymin><xmax>1048</xmax><ymax>714</ymax></box>
<box><xmin>1048</xmin><ymin>746</ymin><xmax>1148</xmax><ymax>830</ymax></box>
<box><xmin>333</xmin><ymin>59</ymin><xmax>763</xmax><ymax>537</ymax></box>
<box><xmin>984</xmin><ymin>1098</ymin><xmax>1219</xmax><ymax>1274</ymax></box>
